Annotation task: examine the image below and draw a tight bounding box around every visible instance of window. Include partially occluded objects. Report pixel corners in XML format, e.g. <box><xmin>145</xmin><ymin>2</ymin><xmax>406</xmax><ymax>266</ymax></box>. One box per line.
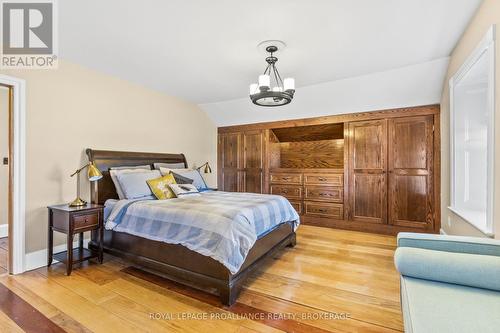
<box><xmin>449</xmin><ymin>25</ymin><xmax>495</xmax><ymax>236</ymax></box>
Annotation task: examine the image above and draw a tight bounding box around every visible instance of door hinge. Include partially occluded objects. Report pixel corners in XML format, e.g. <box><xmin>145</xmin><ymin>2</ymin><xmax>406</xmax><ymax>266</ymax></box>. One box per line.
<box><xmin>2</xmin><ymin>157</ymin><xmax>8</xmax><ymax>165</ymax></box>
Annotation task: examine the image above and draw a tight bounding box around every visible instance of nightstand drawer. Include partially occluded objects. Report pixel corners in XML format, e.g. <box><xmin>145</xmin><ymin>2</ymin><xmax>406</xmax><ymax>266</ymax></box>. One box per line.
<box><xmin>73</xmin><ymin>213</ymin><xmax>98</xmax><ymax>230</ymax></box>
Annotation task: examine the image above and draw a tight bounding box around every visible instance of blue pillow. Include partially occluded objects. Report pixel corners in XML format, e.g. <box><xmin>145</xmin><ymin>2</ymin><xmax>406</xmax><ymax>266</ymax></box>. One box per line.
<box><xmin>116</xmin><ymin>170</ymin><xmax>161</xmax><ymax>199</ymax></box>
<box><xmin>173</xmin><ymin>169</ymin><xmax>208</xmax><ymax>190</ymax></box>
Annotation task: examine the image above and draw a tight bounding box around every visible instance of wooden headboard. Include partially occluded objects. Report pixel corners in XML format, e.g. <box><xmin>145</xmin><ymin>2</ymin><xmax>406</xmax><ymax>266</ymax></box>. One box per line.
<box><xmin>86</xmin><ymin>149</ymin><xmax>187</xmax><ymax>204</ymax></box>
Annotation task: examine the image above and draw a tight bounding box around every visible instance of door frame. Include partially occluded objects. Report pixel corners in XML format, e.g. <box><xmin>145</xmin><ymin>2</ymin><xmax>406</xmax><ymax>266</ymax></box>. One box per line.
<box><xmin>0</xmin><ymin>74</ymin><xmax>26</xmax><ymax>274</ymax></box>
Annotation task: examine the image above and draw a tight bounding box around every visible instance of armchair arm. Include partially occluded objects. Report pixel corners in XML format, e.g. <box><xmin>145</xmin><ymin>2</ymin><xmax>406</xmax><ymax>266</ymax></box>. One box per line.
<box><xmin>397</xmin><ymin>232</ymin><xmax>500</xmax><ymax>257</ymax></box>
<box><xmin>395</xmin><ymin>247</ymin><xmax>500</xmax><ymax>291</ymax></box>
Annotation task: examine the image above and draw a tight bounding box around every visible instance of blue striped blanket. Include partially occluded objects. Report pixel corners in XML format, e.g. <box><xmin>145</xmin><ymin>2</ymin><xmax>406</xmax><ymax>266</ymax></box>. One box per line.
<box><xmin>105</xmin><ymin>191</ymin><xmax>300</xmax><ymax>274</ymax></box>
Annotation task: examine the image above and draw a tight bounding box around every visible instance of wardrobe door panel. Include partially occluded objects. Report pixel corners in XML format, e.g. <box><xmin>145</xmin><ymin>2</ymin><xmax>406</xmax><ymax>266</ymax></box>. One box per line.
<box><xmin>243</xmin><ymin>130</ymin><xmax>264</xmax><ymax>193</ymax></box>
<box><xmin>219</xmin><ymin>133</ymin><xmax>242</xmax><ymax>192</ymax></box>
<box><xmin>348</xmin><ymin>120</ymin><xmax>387</xmax><ymax>224</ymax></box>
<box><xmin>389</xmin><ymin>116</ymin><xmax>434</xmax><ymax>229</ymax></box>
<box><xmin>243</xmin><ymin>130</ymin><xmax>263</xmax><ymax>169</ymax></box>
<box><xmin>222</xmin><ymin>133</ymin><xmax>241</xmax><ymax>169</ymax></box>
<box><xmin>243</xmin><ymin>170</ymin><xmax>263</xmax><ymax>194</ymax></box>
<box><xmin>222</xmin><ymin>169</ymin><xmax>240</xmax><ymax>192</ymax></box>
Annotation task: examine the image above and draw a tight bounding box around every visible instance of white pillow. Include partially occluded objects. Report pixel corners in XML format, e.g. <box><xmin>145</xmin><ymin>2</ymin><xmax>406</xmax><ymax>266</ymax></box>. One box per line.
<box><xmin>169</xmin><ymin>184</ymin><xmax>200</xmax><ymax>197</ymax></box>
<box><xmin>159</xmin><ymin>167</ymin><xmax>190</xmax><ymax>176</ymax></box>
<box><xmin>116</xmin><ymin>170</ymin><xmax>161</xmax><ymax>199</ymax></box>
<box><xmin>109</xmin><ymin>165</ymin><xmax>151</xmax><ymax>199</ymax></box>
<box><xmin>153</xmin><ymin>162</ymin><xmax>186</xmax><ymax>170</ymax></box>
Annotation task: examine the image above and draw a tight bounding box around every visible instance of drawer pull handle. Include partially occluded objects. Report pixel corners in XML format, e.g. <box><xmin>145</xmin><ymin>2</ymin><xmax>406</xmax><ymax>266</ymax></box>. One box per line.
<box><xmin>318</xmin><ymin>177</ymin><xmax>327</xmax><ymax>181</ymax></box>
<box><xmin>85</xmin><ymin>218</ymin><xmax>89</xmax><ymax>222</ymax></box>
<box><xmin>282</xmin><ymin>190</ymin><xmax>288</xmax><ymax>194</ymax></box>
<box><xmin>282</xmin><ymin>177</ymin><xmax>291</xmax><ymax>180</ymax></box>
<box><xmin>318</xmin><ymin>209</ymin><xmax>328</xmax><ymax>213</ymax></box>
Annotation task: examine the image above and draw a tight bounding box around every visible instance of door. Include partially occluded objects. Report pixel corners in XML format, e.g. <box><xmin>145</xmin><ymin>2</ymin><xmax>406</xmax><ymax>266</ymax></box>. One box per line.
<box><xmin>218</xmin><ymin>132</ymin><xmax>242</xmax><ymax>192</ymax></box>
<box><xmin>388</xmin><ymin>116</ymin><xmax>434</xmax><ymax>229</ymax></box>
<box><xmin>347</xmin><ymin>120</ymin><xmax>387</xmax><ymax>224</ymax></box>
<box><xmin>242</xmin><ymin>130</ymin><xmax>264</xmax><ymax>193</ymax></box>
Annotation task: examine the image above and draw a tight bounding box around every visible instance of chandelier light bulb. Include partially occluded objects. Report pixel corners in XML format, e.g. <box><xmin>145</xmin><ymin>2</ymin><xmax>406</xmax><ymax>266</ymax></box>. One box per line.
<box><xmin>258</xmin><ymin>75</ymin><xmax>270</xmax><ymax>89</ymax></box>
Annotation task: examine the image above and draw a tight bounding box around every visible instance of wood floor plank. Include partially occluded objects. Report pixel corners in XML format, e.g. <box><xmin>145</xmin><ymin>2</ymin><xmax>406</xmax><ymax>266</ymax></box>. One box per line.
<box><xmin>0</xmin><ymin>309</ymin><xmax>24</xmax><ymax>333</ymax></box>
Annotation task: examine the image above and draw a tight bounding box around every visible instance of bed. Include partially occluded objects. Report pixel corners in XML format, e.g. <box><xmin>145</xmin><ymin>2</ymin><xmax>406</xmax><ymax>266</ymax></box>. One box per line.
<box><xmin>86</xmin><ymin>149</ymin><xmax>298</xmax><ymax>305</ymax></box>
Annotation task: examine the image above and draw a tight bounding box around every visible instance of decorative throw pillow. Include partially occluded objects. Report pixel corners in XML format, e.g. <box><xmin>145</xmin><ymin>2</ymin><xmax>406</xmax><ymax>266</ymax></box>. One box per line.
<box><xmin>146</xmin><ymin>173</ymin><xmax>177</xmax><ymax>200</ymax></box>
<box><xmin>115</xmin><ymin>170</ymin><xmax>161</xmax><ymax>199</ymax></box>
<box><xmin>168</xmin><ymin>184</ymin><xmax>200</xmax><ymax>197</ymax></box>
<box><xmin>169</xmin><ymin>169</ymin><xmax>208</xmax><ymax>190</ymax></box>
<box><xmin>170</xmin><ymin>172</ymin><xmax>194</xmax><ymax>185</ymax></box>
<box><xmin>109</xmin><ymin>165</ymin><xmax>152</xmax><ymax>199</ymax></box>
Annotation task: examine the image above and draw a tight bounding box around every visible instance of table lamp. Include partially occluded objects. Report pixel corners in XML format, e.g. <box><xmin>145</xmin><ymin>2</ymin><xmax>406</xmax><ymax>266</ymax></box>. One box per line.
<box><xmin>196</xmin><ymin>162</ymin><xmax>212</xmax><ymax>173</ymax></box>
<box><xmin>69</xmin><ymin>162</ymin><xmax>103</xmax><ymax>207</ymax></box>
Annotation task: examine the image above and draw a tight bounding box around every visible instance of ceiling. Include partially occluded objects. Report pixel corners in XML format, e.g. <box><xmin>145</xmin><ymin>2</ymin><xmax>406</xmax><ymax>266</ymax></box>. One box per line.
<box><xmin>59</xmin><ymin>0</ymin><xmax>482</xmax><ymax>104</ymax></box>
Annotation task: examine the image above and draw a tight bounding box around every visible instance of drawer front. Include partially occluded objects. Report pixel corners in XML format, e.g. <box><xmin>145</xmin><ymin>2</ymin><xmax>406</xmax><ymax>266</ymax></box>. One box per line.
<box><xmin>305</xmin><ymin>202</ymin><xmax>343</xmax><ymax>219</ymax></box>
<box><xmin>304</xmin><ymin>174</ymin><xmax>343</xmax><ymax>186</ymax></box>
<box><xmin>270</xmin><ymin>185</ymin><xmax>302</xmax><ymax>200</ymax></box>
<box><xmin>270</xmin><ymin>173</ymin><xmax>303</xmax><ymax>185</ymax></box>
<box><xmin>289</xmin><ymin>200</ymin><xmax>303</xmax><ymax>215</ymax></box>
<box><xmin>305</xmin><ymin>186</ymin><xmax>343</xmax><ymax>203</ymax></box>
<box><xmin>73</xmin><ymin>213</ymin><xmax>99</xmax><ymax>230</ymax></box>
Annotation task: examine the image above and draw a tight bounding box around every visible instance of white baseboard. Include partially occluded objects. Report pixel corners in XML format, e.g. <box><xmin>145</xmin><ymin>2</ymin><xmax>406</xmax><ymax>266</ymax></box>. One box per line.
<box><xmin>0</xmin><ymin>224</ymin><xmax>7</xmax><ymax>238</ymax></box>
<box><xmin>440</xmin><ymin>228</ymin><xmax>447</xmax><ymax>235</ymax></box>
<box><xmin>25</xmin><ymin>239</ymin><xmax>90</xmax><ymax>272</ymax></box>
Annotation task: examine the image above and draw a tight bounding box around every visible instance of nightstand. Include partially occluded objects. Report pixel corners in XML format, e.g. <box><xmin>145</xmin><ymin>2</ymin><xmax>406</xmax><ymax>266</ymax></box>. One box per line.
<box><xmin>47</xmin><ymin>204</ymin><xmax>104</xmax><ymax>275</ymax></box>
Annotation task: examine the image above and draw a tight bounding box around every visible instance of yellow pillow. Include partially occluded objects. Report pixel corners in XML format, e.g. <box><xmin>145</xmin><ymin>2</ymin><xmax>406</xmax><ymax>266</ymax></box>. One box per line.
<box><xmin>146</xmin><ymin>173</ymin><xmax>177</xmax><ymax>199</ymax></box>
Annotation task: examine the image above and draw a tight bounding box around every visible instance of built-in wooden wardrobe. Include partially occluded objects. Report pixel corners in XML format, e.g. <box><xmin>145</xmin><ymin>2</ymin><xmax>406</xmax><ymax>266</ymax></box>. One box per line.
<box><xmin>217</xmin><ymin>105</ymin><xmax>440</xmax><ymax>235</ymax></box>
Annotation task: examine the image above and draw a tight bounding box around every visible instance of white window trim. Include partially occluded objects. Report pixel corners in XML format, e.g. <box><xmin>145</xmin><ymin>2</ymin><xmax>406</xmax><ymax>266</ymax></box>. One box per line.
<box><xmin>449</xmin><ymin>25</ymin><xmax>496</xmax><ymax>237</ymax></box>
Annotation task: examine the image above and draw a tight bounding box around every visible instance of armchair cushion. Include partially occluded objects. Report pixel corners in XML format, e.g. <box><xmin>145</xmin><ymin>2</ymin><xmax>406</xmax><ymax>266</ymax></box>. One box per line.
<box><xmin>397</xmin><ymin>232</ymin><xmax>500</xmax><ymax>257</ymax></box>
<box><xmin>395</xmin><ymin>247</ymin><xmax>500</xmax><ymax>291</ymax></box>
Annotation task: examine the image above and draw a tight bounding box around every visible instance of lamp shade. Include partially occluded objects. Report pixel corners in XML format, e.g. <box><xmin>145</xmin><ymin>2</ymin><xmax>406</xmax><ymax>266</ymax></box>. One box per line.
<box><xmin>87</xmin><ymin>162</ymin><xmax>103</xmax><ymax>181</ymax></box>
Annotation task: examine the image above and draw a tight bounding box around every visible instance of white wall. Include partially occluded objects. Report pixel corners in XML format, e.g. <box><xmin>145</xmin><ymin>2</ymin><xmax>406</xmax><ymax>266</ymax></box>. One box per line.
<box><xmin>200</xmin><ymin>58</ymin><xmax>449</xmax><ymax>126</ymax></box>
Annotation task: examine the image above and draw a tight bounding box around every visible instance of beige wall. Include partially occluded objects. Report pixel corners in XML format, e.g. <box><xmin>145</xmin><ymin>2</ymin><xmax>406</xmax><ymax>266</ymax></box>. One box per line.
<box><xmin>440</xmin><ymin>0</ymin><xmax>500</xmax><ymax>239</ymax></box>
<box><xmin>1</xmin><ymin>60</ymin><xmax>217</xmax><ymax>253</ymax></box>
<box><xmin>0</xmin><ymin>87</ymin><xmax>8</xmax><ymax>227</ymax></box>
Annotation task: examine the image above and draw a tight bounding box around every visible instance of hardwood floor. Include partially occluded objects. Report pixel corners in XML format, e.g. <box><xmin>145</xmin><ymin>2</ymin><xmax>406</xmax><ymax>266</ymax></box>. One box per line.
<box><xmin>0</xmin><ymin>226</ymin><xmax>402</xmax><ymax>332</ymax></box>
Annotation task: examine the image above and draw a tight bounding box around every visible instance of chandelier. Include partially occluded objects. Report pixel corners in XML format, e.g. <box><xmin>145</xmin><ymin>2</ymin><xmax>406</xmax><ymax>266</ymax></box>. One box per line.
<box><xmin>249</xmin><ymin>45</ymin><xmax>295</xmax><ymax>107</ymax></box>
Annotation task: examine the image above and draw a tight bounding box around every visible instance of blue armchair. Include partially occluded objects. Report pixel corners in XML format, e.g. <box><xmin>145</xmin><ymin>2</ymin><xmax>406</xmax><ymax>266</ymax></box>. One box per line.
<box><xmin>394</xmin><ymin>233</ymin><xmax>500</xmax><ymax>333</ymax></box>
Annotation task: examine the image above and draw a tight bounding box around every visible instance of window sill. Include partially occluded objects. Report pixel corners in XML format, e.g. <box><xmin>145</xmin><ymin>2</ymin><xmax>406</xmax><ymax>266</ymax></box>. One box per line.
<box><xmin>448</xmin><ymin>206</ymin><xmax>494</xmax><ymax>238</ymax></box>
